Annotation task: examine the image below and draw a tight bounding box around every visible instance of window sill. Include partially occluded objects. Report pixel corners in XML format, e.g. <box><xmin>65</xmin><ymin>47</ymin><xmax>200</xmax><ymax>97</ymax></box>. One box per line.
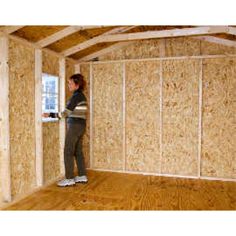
<box><xmin>42</xmin><ymin>117</ymin><xmax>59</xmax><ymax>123</ymax></box>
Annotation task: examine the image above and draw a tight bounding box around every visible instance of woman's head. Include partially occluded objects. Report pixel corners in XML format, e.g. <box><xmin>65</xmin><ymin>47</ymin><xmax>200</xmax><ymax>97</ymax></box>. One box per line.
<box><xmin>68</xmin><ymin>73</ymin><xmax>85</xmax><ymax>92</ymax></box>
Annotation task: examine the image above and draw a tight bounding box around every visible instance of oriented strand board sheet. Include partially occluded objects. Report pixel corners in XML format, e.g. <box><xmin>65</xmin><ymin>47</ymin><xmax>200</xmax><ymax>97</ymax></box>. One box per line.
<box><xmin>80</xmin><ymin>64</ymin><xmax>90</xmax><ymax>168</ymax></box>
<box><xmin>8</xmin><ymin>39</ymin><xmax>36</xmax><ymax>198</ymax></box>
<box><xmin>201</xmin><ymin>41</ymin><xmax>236</xmax><ymax>55</ymax></box>
<box><xmin>42</xmin><ymin>51</ymin><xmax>61</xmax><ymax>183</ymax></box>
<box><xmin>201</xmin><ymin>58</ymin><xmax>236</xmax><ymax>179</ymax></box>
<box><xmin>42</xmin><ymin>51</ymin><xmax>59</xmax><ymax>75</ymax></box>
<box><xmin>99</xmin><ymin>39</ymin><xmax>161</xmax><ymax>61</ymax></box>
<box><xmin>43</xmin><ymin>122</ymin><xmax>60</xmax><ymax>184</ymax></box>
<box><xmin>165</xmin><ymin>38</ymin><xmax>201</xmax><ymax>57</ymax></box>
<box><xmin>92</xmin><ymin>63</ymin><xmax>123</xmax><ymax>170</ymax></box>
<box><xmin>125</xmin><ymin>61</ymin><xmax>161</xmax><ymax>172</ymax></box>
<box><xmin>13</xmin><ymin>26</ymin><xmax>67</xmax><ymax>42</ymax></box>
<box><xmin>162</xmin><ymin>59</ymin><xmax>199</xmax><ymax>176</ymax></box>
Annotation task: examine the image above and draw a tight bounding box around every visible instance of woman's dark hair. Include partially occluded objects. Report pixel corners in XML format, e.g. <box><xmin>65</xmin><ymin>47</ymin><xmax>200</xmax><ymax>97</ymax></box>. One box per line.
<box><xmin>70</xmin><ymin>73</ymin><xmax>85</xmax><ymax>90</ymax></box>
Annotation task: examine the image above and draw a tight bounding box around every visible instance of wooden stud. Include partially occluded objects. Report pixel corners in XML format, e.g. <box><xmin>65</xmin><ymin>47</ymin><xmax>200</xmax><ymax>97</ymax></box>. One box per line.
<box><xmin>159</xmin><ymin>39</ymin><xmax>166</xmax><ymax>57</ymax></box>
<box><xmin>198</xmin><ymin>59</ymin><xmax>203</xmax><ymax>178</ymax></box>
<box><xmin>62</xmin><ymin>26</ymin><xmax>137</xmax><ymax>57</ymax></box>
<box><xmin>0</xmin><ymin>36</ymin><xmax>11</xmax><ymax>202</ymax></box>
<box><xmin>122</xmin><ymin>62</ymin><xmax>126</xmax><ymax>171</ymax></box>
<box><xmin>35</xmin><ymin>49</ymin><xmax>43</xmax><ymax>186</ymax></box>
<box><xmin>89</xmin><ymin>63</ymin><xmax>93</xmax><ymax>168</ymax></box>
<box><xmin>59</xmin><ymin>58</ymin><xmax>66</xmax><ymax>176</ymax></box>
<box><xmin>159</xmin><ymin>61</ymin><xmax>163</xmax><ymax>174</ymax></box>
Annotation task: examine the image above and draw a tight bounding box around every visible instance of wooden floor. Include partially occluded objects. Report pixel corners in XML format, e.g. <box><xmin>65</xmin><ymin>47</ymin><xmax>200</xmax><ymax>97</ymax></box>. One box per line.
<box><xmin>3</xmin><ymin>170</ymin><xmax>236</xmax><ymax>210</ymax></box>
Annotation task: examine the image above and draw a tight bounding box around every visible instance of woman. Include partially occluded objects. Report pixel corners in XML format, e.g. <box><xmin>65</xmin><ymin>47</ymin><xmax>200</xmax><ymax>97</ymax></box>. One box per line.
<box><xmin>44</xmin><ymin>73</ymin><xmax>88</xmax><ymax>187</ymax></box>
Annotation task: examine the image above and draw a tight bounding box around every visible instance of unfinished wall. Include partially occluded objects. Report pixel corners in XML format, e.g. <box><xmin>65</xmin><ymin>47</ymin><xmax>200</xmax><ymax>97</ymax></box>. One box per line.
<box><xmin>201</xmin><ymin>58</ymin><xmax>236</xmax><ymax>179</ymax></box>
<box><xmin>92</xmin><ymin>63</ymin><xmax>123</xmax><ymax>170</ymax></box>
<box><xmin>162</xmin><ymin>59</ymin><xmax>199</xmax><ymax>176</ymax></box>
<box><xmin>85</xmin><ymin>37</ymin><xmax>236</xmax><ymax>180</ymax></box>
<box><xmin>42</xmin><ymin>51</ymin><xmax>61</xmax><ymax>184</ymax></box>
<box><xmin>126</xmin><ymin>61</ymin><xmax>161</xmax><ymax>172</ymax></box>
<box><xmin>80</xmin><ymin>64</ymin><xmax>91</xmax><ymax>168</ymax></box>
<box><xmin>8</xmin><ymin>39</ymin><xmax>36</xmax><ymax>198</ymax></box>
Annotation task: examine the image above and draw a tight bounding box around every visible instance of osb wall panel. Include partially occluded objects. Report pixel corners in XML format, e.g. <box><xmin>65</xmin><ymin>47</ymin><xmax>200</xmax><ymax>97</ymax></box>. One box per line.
<box><xmin>201</xmin><ymin>41</ymin><xmax>236</xmax><ymax>55</ymax></box>
<box><xmin>9</xmin><ymin>39</ymin><xmax>36</xmax><ymax>198</ymax></box>
<box><xmin>201</xmin><ymin>58</ymin><xmax>236</xmax><ymax>179</ymax></box>
<box><xmin>42</xmin><ymin>51</ymin><xmax>60</xmax><ymax>183</ymax></box>
<box><xmin>42</xmin><ymin>51</ymin><xmax>59</xmax><ymax>75</ymax></box>
<box><xmin>99</xmin><ymin>39</ymin><xmax>161</xmax><ymax>61</ymax></box>
<box><xmin>162</xmin><ymin>59</ymin><xmax>199</xmax><ymax>176</ymax></box>
<box><xmin>165</xmin><ymin>38</ymin><xmax>201</xmax><ymax>57</ymax></box>
<box><xmin>92</xmin><ymin>63</ymin><xmax>123</xmax><ymax>170</ymax></box>
<box><xmin>80</xmin><ymin>64</ymin><xmax>90</xmax><ymax>168</ymax></box>
<box><xmin>125</xmin><ymin>61</ymin><xmax>161</xmax><ymax>172</ymax></box>
<box><xmin>43</xmin><ymin>122</ymin><xmax>60</xmax><ymax>184</ymax></box>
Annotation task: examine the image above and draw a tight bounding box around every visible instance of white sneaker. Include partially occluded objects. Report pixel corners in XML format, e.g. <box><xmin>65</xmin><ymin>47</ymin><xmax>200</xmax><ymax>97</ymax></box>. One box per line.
<box><xmin>74</xmin><ymin>175</ymin><xmax>88</xmax><ymax>183</ymax></box>
<box><xmin>57</xmin><ymin>178</ymin><xmax>75</xmax><ymax>187</ymax></box>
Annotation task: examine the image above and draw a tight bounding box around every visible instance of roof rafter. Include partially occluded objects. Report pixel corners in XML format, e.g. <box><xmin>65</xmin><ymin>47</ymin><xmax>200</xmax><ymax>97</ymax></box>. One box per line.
<box><xmin>1</xmin><ymin>26</ymin><xmax>25</xmax><ymax>34</ymax></box>
<box><xmin>62</xmin><ymin>26</ymin><xmax>137</xmax><ymax>57</ymax></box>
<box><xmin>37</xmin><ymin>25</ymin><xmax>107</xmax><ymax>47</ymax></box>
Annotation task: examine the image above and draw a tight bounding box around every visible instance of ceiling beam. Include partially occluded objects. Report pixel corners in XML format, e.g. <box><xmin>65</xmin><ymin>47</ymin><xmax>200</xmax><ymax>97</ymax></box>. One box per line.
<box><xmin>37</xmin><ymin>25</ymin><xmax>108</xmax><ymax>47</ymax></box>
<box><xmin>1</xmin><ymin>26</ymin><xmax>25</xmax><ymax>34</ymax></box>
<box><xmin>62</xmin><ymin>26</ymin><xmax>137</xmax><ymax>57</ymax></box>
<box><xmin>92</xmin><ymin>26</ymin><xmax>228</xmax><ymax>43</ymax></box>
<box><xmin>77</xmin><ymin>41</ymin><xmax>134</xmax><ymax>62</ymax></box>
<box><xmin>194</xmin><ymin>35</ymin><xmax>236</xmax><ymax>48</ymax></box>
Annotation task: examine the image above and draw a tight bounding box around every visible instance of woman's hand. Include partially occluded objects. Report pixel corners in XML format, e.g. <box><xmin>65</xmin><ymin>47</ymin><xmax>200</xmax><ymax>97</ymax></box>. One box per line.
<box><xmin>42</xmin><ymin>113</ymin><xmax>50</xmax><ymax>118</ymax></box>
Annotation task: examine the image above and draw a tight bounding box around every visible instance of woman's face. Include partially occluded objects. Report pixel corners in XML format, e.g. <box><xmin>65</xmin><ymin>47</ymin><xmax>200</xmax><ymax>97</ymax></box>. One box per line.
<box><xmin>68</xmin><ymin>79</ymin><xmax>79</xmax><ymax>92</ymax></box>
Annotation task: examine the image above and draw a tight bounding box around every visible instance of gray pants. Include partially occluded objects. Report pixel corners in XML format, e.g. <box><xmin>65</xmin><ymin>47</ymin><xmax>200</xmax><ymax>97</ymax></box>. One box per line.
<box><xmin>64</xmin><ymin>122</ymin><xmax>86</xmax><ymax>179</ymax></box>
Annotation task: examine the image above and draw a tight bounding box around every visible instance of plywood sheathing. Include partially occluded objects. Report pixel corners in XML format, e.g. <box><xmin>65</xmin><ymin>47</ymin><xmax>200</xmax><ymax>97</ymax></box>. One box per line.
<box><xmin>65</xmin><ymin>59</ymin><xmax>74</xmax><ymax>100</ymax></box>
<box><xmin>200</xmin><ymin>40</ymin><xmax>236</xmax><ymax>55</ymax></box>
<box><xmin>125</xmin><ymin>61</ymin><xmax>161</xmax><ymax>172</ymax></box>
<box><xmin>43</xmin><ymin>122</ymin><xmax>60</xmax><ymax>184</ymax></box>
<box><xmin>12</xmin><ymin>26</ymin><xmax>67</xmax><ymax>42</ymax></box>
<box><xmin>47</xmin><ymin>26</ymin><xmax>116</xmax><ymax>53</ymax></box>
<box><xmin>42</xmin><ymin>51</ymin><xmax>61</xmax><ymax>183</ymax></box>
<box><xmin>201</xmin><ymin>58</ymin><xmax>236</xmax><ymax>179</ymax></box>
<box><xmin>80</xmin><ymin>64</ymin><xmax>91</xmax><ymax>168</ymax></box>
<box><xmin>92</xmin><ymin>63</ymin><xmax>123</xmax><ymax>170</ymax></box>
<box><xmin>161</xmin><ymin>59</ymin><xmax>199</xmax><ymax>176</ymax></box>
<box><xmin>8</xmin><ymin>39</ymin><xmax>36</xmax><ymax>198</ymax></box>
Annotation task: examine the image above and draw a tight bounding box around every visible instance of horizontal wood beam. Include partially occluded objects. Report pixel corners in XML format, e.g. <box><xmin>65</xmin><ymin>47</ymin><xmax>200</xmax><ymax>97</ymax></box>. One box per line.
<box><xmin>63</xmin><ymin>26</ymin><xmax>137</xmax><ymax>56</ymax></box>
<box><xmin>77</xmin><ymin>41</ymin><xmax>134</xmax><ymax>62</ymax></box>
<box><xmin>94</xmin><ymin>26</ymin><xmax>228</xmax><ymax>43</ymax></box>
<box><xmin>194</xmin><ymin>35</ymin><xmax>236</xmax><ymax>47</ymax></box>
<box><xmin>37</xmin><ymin>26</ymin><xmax>108</xmax><ymax>47</ymax></box>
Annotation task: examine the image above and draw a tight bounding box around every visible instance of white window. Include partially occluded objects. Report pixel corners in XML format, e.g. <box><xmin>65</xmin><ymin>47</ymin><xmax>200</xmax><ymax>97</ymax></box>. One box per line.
<box><xmin>42</xmin><ymin>73</ymin><xmax>59</xmax><ymax>121</ymax></box>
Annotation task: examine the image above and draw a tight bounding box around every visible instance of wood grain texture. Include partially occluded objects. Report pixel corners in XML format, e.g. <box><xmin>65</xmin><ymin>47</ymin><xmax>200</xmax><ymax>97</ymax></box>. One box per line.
<box><xmin>99</xmin><ymin>39</ymin><xmax>161</xmax><ymax>61</ymax></box>
<box><xmin>43</xmin><ymin>122</ymin><xmax>60</xmax><ymax>184</ymax></box>
<box><xmin>165</xmin><ymin>38</ymin><xmax>201</xmax><ymax>57</ymax></box>
<box><xmin>80</xmin><ymin>64</ymin><xmax>90</xmax><ymax>168</ymax></box>
<box><xmin>42</xmin><ymin>50</ymin><xmax>59</xmax><ymax>76</ymax></box>
<box><xmin>201</xmin><ymin>58</ymin><xmax>236</xmax><ymax>179</ymax></box>
<box><xmin>4</xmin><ymin>170</ymin><xmax>236</xmax><ymax>210</ymax></box>
<box><xmin>201</xmin><ymin>40</ymin><xmax>236</xmax><ymax>55</ymax></box>
<box><xmin>8</xmin><ymin>39</ymin><xmax>36</xmax><ymax>198</ymax></box>
<box><xmin>92</xmin><ymin>63</ymin><xmax>123</xmax><ymax>170</ymax></box>
<box><xmin>125</xmin><ymin>61</ymin><xmax>161</xmax><ymax>172</ymax></box>
<box><xmin>162</xmin><ymin>59</ymin><xmax>199</xmax><ymax>176</ymax></box>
